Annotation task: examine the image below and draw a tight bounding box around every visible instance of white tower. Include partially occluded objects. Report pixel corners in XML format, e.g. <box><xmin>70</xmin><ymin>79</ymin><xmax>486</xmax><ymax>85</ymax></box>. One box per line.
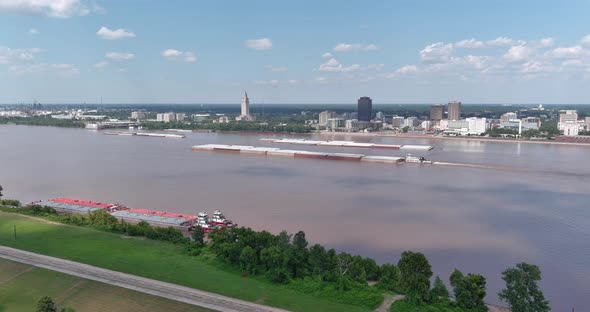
<box><xmin>241</xmin><ymin>91</ymin><xmax>250</xmax><ymax>117</ymax></box>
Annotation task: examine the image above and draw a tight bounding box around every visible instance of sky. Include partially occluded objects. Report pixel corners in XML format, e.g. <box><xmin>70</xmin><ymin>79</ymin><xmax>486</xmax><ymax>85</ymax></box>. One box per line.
<box><xmin>1</xmin><ymin>0</ymin><xmax>590</xmax><ymax>104</ymax></box>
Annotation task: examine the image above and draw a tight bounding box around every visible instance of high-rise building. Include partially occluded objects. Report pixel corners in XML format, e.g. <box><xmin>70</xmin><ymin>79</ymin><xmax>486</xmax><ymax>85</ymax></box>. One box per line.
<box><xmin>319</xmin><ymin>111</ymin><xmax>335</xmax><ymax>126</ymax></box>
<box><xmin>357</xmin><ymin>97</ymin><xmax>372</xmax><ymax>122</ymax></box>
<box><xmin>586</xmin><ymin>117</ymin><xmax>590</xmax><ymax>131</ymax></box>
<box><xmin>176</xmin><ymin>113</ymin><xmax>186</xmax><ymax>121</ymax></box>
<box><xmin>236</xmin><ymin>91</ymin><xmax>254</xmax><ymax>121</ymax></box>
<box><xmin>448</xmin><ymin>101</ymin><xmax>462</xmax><ymax>121</ymax></box>
<box><xmin>430</xmin><ymin>105</ymin><xmax>444</xmax><ymax>121</ymax></box>
<box><xmin>241</xmin><ymin>91</ymin><xmax>250</xmax><ymax>117</ymax></box>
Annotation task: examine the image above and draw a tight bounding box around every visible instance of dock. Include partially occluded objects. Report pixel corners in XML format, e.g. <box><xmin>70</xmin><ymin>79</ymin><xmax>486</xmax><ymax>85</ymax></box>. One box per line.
<box><xmin>260</xmin><ymin>138</ymin><xmax>434</xmax><ymax>150</ymax></box>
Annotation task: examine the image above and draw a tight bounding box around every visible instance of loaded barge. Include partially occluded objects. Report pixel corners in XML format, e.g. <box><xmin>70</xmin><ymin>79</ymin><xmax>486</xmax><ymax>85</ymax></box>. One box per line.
<box><xmin>260</xmin><ymin>138</ymin><xmax>434</xmax><ymax>151</ymax></box>
<box><xmin>192</xmin><ymin>144</ymin><xmax>409</xmax><ymax>164</ymax></box>
<box><xmin>104</xmin><ymin>132</ymin><xmax>185</xmax><ymax>138</ymax></box>
<box><xmin>31</xmin><ymin>197</ymin><xmax>234</xmax><ymax>232</ymax></box>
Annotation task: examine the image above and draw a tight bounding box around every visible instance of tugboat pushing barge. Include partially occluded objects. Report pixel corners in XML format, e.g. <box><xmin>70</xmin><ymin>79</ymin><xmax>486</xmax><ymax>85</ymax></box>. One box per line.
<box><xmin>31</xmin><ymin>197</ymin><xmax>236</xmax><ymax>233</ymax></box>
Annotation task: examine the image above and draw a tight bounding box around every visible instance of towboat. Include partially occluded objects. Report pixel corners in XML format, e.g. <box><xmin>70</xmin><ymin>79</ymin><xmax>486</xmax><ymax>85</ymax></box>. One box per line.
<box><xmin>405</xmin><ymin>154</ymin><xmax>433</xmax><ymax>164</ymax></box>
<box><xmin>209</xmin><ymin>210</ymin><xmax>236</xmax><ymax>227</ymax></box>
<box><xmin>194</xmin><ymin>212</ymin><xmax>215</xmax><ymax>232</ymax></box>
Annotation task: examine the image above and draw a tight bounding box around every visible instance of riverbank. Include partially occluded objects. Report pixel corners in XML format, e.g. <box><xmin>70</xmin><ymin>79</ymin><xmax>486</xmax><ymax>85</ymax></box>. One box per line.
<box><xmin>0</xmin><ymin>211</ymin><xmax>372</xmax><ymax>312</ymax></box>
<box><xmin>319</xmin><ymin>131</ymin><xmax>590</xmax><ymax>147</ymax></box>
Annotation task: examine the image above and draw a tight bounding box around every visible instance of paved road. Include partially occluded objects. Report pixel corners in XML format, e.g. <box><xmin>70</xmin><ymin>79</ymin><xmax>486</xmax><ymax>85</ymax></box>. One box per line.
<box><xmin>0</xmin><ymin>246</ymin><xmax>289</xmax><ymax>312</ymax></box>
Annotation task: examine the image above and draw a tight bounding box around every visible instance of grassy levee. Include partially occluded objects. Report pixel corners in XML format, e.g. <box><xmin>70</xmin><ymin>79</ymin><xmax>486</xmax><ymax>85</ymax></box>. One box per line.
<box><xmin>0</xmin><ymin>212</ymin><xmax>371</xmax><ymax>312</ymax></box>
<box><xmin>0</xmin><ymin>258</ymin><xmax>214</xmax><ymax>312</ymax></box>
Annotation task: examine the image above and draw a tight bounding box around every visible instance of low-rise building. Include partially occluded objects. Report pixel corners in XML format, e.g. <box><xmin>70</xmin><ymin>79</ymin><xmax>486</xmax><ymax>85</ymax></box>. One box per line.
<box><xmin>131</xmin><ymin>111</ymin><xmax>148</xmax><ymax>120</ymax></box>
<box><xmin>319</xmin><ymin>111</ymin><xmax>336</xmax><ymax>126</ymax></box>
<box><xmin>157</xmin><ymin>112</ymin><xmax>176</xmax><ymax>122</ymax></box>
<box><xmin>562</xmin><ymin>123</ymin><xmax>579</xmax><ymax>136</ymax></box>
<box><xmin>390</xmin><ymin>116</ymin><xmax>404</xmax><ymax>128</ymax></box>
<box><xmin>327</xmin><ymin>118</ymin><xmax>345</xmax><ymax>130</ymax></box>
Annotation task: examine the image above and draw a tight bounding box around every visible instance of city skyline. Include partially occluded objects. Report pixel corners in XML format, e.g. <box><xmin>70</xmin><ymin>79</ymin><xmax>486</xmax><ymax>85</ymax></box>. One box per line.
<box><xmin>2</xmin><ymin>1</ymin><xmax>590</xmax><ymax>104</ymax></box>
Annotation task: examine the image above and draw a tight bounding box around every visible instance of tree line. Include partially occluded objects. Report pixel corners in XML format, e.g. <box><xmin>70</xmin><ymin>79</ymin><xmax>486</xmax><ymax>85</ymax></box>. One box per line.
<box><xmin>142</xmin><ymin>121</ymin><xmax>311</xmax><ymax>133</ymax></box>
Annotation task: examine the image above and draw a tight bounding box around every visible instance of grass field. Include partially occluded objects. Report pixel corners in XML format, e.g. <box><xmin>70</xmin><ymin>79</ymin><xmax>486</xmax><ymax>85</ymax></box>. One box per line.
<box><xmin>0</xmin><ymin>212</ymin><xmax>373</xmax><ymax>312</ymax></box>
<box><xmin>0</xmin><ymin>258</ymin><xmax>214</xmax><ymax>312</ymax></box>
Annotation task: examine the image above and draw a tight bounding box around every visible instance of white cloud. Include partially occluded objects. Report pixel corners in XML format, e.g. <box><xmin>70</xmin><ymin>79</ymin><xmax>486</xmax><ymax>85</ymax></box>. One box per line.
<box><xmin>333</xmin><ymin>43</ymin><xmax>377</xmax><ymax>52</ymax></box>
<box><xmin>0</xmin><ymin>46</ymin><xmax>41</xmax><ymax>64</ymax></box>
<box><xmin>582</xmin><ymin>34</ymin><xmax>590</xmax><ymax>47</ymax></box>
<box><xmin>105</xmin><ymin>52</ymin><xmax>135</xmax><ymax>60</ymax></box>
<box><xmin>161</xmin><ymin>49</ymin><xmax>196</xmax><ymax>63</ymax></box>
<box><xmin>503</xmin><ymin>45</ymin><xmax>533</xmax><ymax>62</ymax></box>
<box><xmin>0</xmin><ymin>0</ymin><xmax>90</xmax><ymax>18</ymax></box>
<box><xmin>9</xmin><ymin>63</ymin><xmax>79</xmax><ymax>77</ymax></box>
<box><xmin>28</xmin><ymin>28</ymin><xmax>39</xmax><ymax>35</ymax></box>
<box><xmin>538</xmin><ymin>38</ymin><xmax>555</xmax><ymax>48</ymax></box>
<box><xmin>96</xmin><ymin>26</ymin><xmax>136</xmax><ymax>40</ymax></box>
<box><xmin>317</xmin><ymin>58</ymin><xmax>360</xmax><ymax>72</ymax></box>
<box><xmin>245</xmin><ymin>38</ymin><xmax>272</xmax><ymax>50</ymax></box>
<box><xmin>547</xmin><ymin>46</ymin><xmax>588</xmax><ymax>59</ymax></box>
<box><xmin>93</xmin><ymin>61</ymin><xmax>108</xmax><ymax>69</ymax></box>
<box><xmin>396</xmin><ymin>65</ymin><xmax>419</xmax><ymax>74</ymax></box>
<box><xmin>266</xmin><ymin>65</ymin><xmax>288</xmax><ymax>72</ymax></box>
<box><xmin>455</xmin><ymin>39</ymin><xmax>485</xmax><ymax>48</ymax></box>
<box><xmin>322</xmin><ymin>52</ymin><xmax>333</xmax><ymax>58</ymax></box>
<box><xmin>419</xmin><ymin>42</ymin><xmax>453</xmax><ymax>63</ymax></box>
<box><xmin>486</xmin><ymin>37</ymin><xmax>516</xmax><ymax>46</ymax></box>
<box><xmin>253</xmin><ymin>79</ymin><xmax>297</xmax><ymax>86</ymax></box>
<box><xmin>316</xmin><ymin>57</ymin><xmax>384</xmax><ymax>73</ymax></box>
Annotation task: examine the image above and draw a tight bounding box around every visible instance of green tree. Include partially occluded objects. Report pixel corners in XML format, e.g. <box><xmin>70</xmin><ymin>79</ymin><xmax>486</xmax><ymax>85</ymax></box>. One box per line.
<box><xmin>450</xmin><ymin>268</ymin><xmax>464</xmax><ymax>288</ymax></box>
<box><xmin>362</xmin><ymin>258</ymin><xmax>380</xmax><ymax>281</ymax></box>
<box><xmin>498</xmin><ymin>263</ymin><xmax>550</xmax><ymax>312</ymax></box>
<box><xmin>455</xmin><ymin>273</ymin><xmax>487</xmax><ymax>311</ymax></box>
<box><xmin>239</xmin><ymin>246</ymin><xmax>258</xmax><ymax>274</ymax></box>
<box><xmin>309</xmin><ymin>244</ymin><xmax>331</xmax><ymax>277</ymax></box>
<box><xmin>430</xmin><ymin>275</ymin><xmax>449</xmax><ymax>302</ymax></box>
<box><xmin>397</xmin><ymin>251</ymin><xmax>433</xmax><ymax>302</ymax></box>
<box><xmin>289</xmin><ymin>230</ymin><xmax>309</xmax><ymax>278</ymax></box>
<box><xmin>36</xmin><ymin>296</ymin><xmax>57</xmax><ymax>312</ymax></box>
<box><xmin>377</xmin><ymin>263</ymin><xmax>400</xmax><ymax>292</ymax></box>
<box><xmin>191</xmin><ymin>225</ymin><xmax>205</xmax><ymax>246</ymax></box>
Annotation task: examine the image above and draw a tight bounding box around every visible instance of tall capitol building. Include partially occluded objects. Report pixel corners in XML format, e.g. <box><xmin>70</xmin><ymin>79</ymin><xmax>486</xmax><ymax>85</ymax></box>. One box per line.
<box><xmin>236</xmin><ymin>91</ymin><xmax>254</xmax><ymax>121</ymax></box>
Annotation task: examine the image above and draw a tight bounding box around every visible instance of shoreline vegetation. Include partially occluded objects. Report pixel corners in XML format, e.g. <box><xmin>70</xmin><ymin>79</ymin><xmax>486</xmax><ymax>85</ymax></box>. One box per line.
<box><xmin>2</xmin><ymin>117</ymin><xmax>590</xmax><ymax>147</ymax></box>
<box><xmin>0</xmin><ymin>198</ymin><xmax>551</xmax><ymax>312</ymax></box>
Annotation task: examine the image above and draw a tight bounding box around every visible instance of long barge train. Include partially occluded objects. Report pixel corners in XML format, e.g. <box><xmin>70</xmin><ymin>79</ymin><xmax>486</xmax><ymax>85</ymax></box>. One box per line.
<box><xmin>31</xmin><ymin>197</ymin><xmax>235</xmax><ymax>232</ymax></box>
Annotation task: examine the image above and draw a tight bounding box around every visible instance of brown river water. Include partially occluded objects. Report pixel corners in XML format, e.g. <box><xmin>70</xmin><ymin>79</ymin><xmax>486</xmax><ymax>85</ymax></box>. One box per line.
<box><xmin>1</xmin><ymin>125</ymin><xmax>589</xmax><ymax>310</ymax></box>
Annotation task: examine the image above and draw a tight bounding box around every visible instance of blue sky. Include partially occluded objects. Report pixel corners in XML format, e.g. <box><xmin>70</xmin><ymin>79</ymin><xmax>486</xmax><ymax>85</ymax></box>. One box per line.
<box><xmin>1</xmin><ymin>0</ymin><xmax>590</xmax><ymax>104</ymax></box>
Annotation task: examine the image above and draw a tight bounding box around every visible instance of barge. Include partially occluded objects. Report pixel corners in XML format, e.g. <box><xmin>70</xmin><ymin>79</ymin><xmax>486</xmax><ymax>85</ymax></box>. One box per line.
<box><xmin>31</xmin><ymin>197</ymin><xmax>235</xmax><ymax>232</ymax></box>
<box><xmin>192</xmin><ymin>144</ymin><xmax>406</xmax><ymax>164</ymax></box>
<box><xmin>261</xmin><ymin>138</ymin><xmax>434</xmax><ymax>150</ymax></box>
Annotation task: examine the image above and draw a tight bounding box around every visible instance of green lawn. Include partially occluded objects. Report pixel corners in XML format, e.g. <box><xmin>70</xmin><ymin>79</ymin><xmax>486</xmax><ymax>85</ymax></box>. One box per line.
<box><xmin>0</xmin><ymin>258</ymin><xmax>214</xmax><ymax>312</ymax></box>
<box><xmin>0</xmin><ymin>212</ymin><xmax>372</xmax><ymax>312</ymax></box>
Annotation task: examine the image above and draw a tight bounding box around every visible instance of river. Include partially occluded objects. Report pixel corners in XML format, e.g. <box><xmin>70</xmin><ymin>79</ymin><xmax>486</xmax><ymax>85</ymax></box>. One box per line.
<box><xmin>1</xmin><ymin>125</ymin><xmax>588</xmax><ymax>310</ymax></box>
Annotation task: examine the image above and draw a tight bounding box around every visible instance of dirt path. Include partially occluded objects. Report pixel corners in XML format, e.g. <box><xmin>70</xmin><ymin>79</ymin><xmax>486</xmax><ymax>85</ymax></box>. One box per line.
<box><xmin>0</xmin><ymin>246</ymin><xmax>288</xmax><ymax>312</ymax></box>
<box><xmin>375</xmin><ymin>294</ymin><xmax>404</xmax><ymax>312</ymax></box>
